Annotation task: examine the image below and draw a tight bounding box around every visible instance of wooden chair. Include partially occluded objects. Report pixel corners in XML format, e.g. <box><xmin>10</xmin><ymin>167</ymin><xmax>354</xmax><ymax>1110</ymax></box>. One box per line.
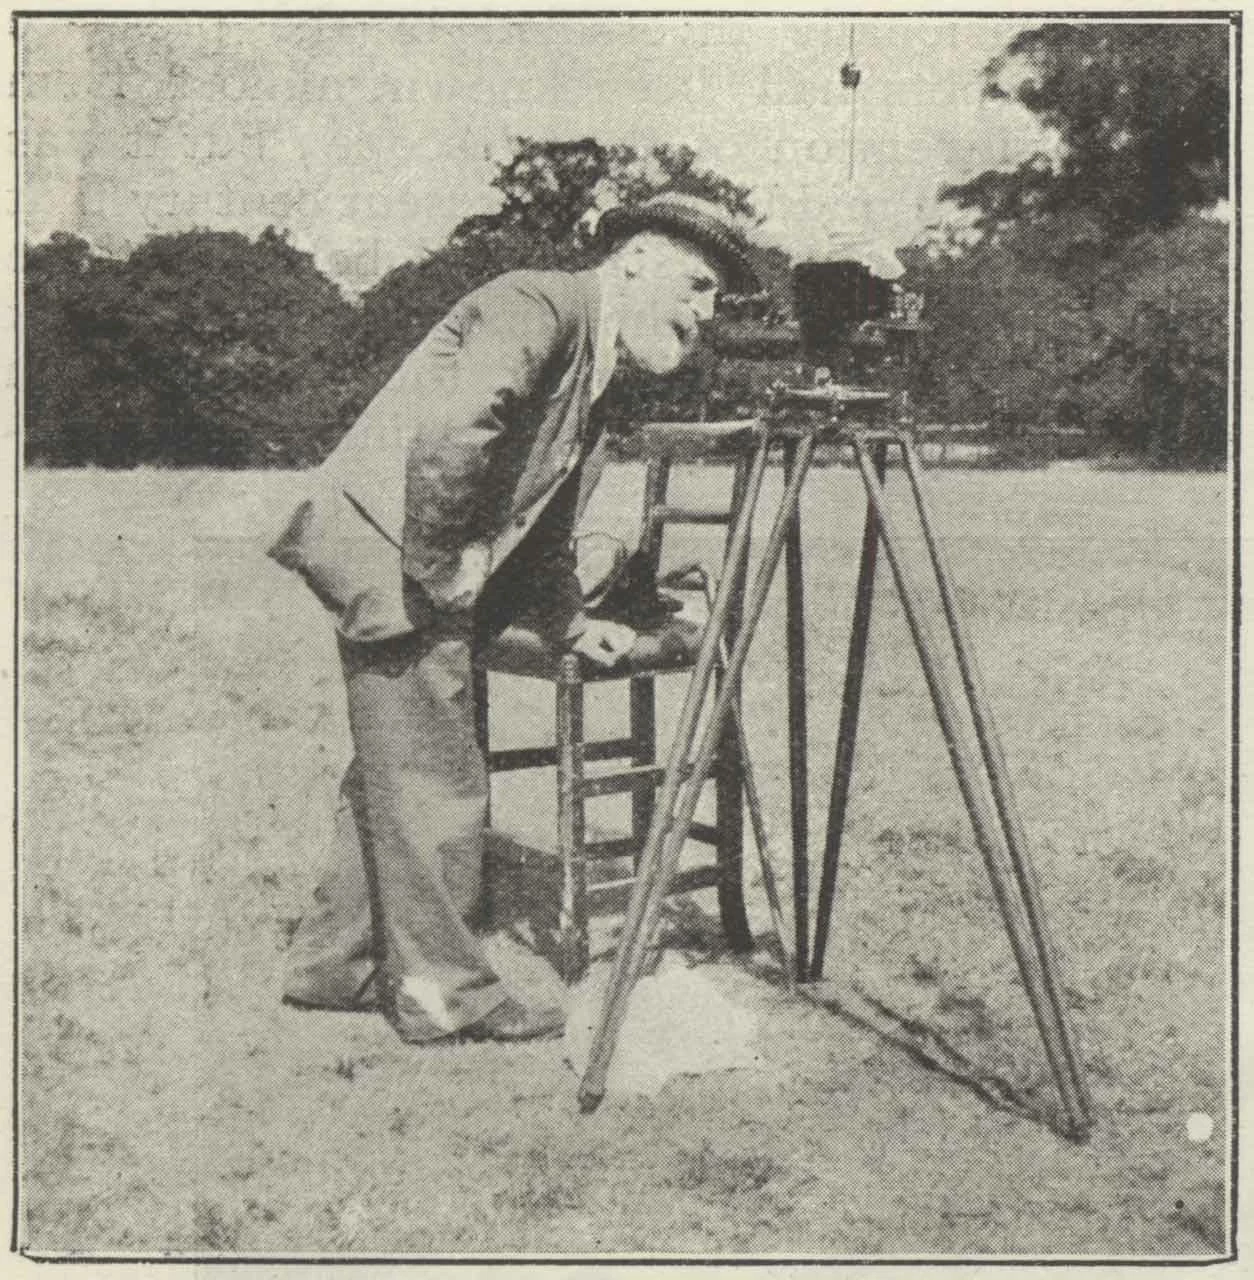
<box><xmin>473</xmin><ymin>420</ymin><xmax>761</xmax><ymax>981</ymax></box>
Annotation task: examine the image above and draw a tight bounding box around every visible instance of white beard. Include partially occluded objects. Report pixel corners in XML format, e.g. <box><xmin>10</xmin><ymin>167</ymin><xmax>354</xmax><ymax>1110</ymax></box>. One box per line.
<box><xmin>619</xmin><ymin>319</ymin><xmax>688</xmax><ymax>374</ymax></box>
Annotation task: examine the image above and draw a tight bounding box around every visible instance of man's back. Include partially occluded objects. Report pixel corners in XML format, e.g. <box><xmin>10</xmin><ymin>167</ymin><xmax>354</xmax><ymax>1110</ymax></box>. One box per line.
<box><xmin>269</xmin><ymin>267</ymin><xmax>601</xmax><ymax>640</ymax></box>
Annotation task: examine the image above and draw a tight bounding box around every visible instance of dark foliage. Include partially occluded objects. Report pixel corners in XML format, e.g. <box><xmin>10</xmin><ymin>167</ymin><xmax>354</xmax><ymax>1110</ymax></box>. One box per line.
<box><xmin>941</xmin><ymin>23</ymin><xmax>1229</xmax><ymax>239</ymax></box>
<box><xmin>918</xmin><ymin>22</ymin><xmax>1231</xmax><ymax>466</ymax></box>
<box><xmin>24</xmin><ymin>234</ymin><xmax>109</xmax><ymax>467</ymax></box>
<box><xmin>24</xmin><ymin>139</ymin><xmax>765</xmax><ymax>469</ymax></box>
<box><xmin>25</xmin><ymin>227</ymin><xmax>359</xmax><ymax>467</ymax></box>
<box><xmin>23</xmin><ymin>76</ymin><xmax>1230</xmax><ymax>471</ymax></box>
<box><xmin>905</xmin><ymin>213</ymin><xmax>1227</xmax><ymax>465</ymax></box>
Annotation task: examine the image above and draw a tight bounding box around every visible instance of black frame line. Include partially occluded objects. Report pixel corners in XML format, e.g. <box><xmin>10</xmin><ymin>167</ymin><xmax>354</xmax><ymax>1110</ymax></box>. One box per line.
<box><xmin>8</xmin><ymin>7</ymin><xmax>1242</xmax><ymax>1267</ymax></box>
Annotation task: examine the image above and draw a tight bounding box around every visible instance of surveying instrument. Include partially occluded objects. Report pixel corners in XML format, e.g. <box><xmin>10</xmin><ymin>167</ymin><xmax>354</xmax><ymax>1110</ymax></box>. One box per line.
<box><xmin>575</xmin><ymin>263</ymin><xmax>1094</xmax><ymax>1144</ymax></box>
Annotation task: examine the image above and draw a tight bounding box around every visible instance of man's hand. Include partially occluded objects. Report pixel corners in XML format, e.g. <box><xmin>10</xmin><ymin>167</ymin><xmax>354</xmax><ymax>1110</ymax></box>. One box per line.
<box><xmin>429</xmin><ymin>542</ymin><xmax>491</xmax><ymax>611</ymax></box>
<box><xmin>570</xmin><ymin>619</ymin><xmax>637</xmax><ymax>669</ymax></box>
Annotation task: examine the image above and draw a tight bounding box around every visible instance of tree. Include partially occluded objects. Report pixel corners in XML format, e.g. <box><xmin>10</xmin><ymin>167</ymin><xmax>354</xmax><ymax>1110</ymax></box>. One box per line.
<box><xmin>24</xmin><ymin>234</ymin><xmax>110</xmax><ymax>465</ymax></box>
<box><xmin>451</xmin><ymin>138</ymin><xmax>759</xmax><ymax>248</ymax></box>
<box><xmin>904</xmin><ymin>211</ymin><xmax>1228</xmax><ymax>465</ymax></box>
<box><xmin>901</xmin><ymin>225</ymin><xmax>1093</xmax><ymax>428</ymax></box>
<box><xmin>454</xmin><ymin>137</ymin><xmax>616</xmax><ymax>246</ymax></box>
<box><xmin>58</xmin><ymin>228</ymin><xmax>358</xmax><ymax>466</ymax></box>
<box><xmin>941</xmin><ymin>23</ymin><xmax>1229</xmax><ymax>239</ymax></box>
<box><xmin>1080</xmin><ymin>217</ymin><xmax>1228</xmax><ymax>464</ymax></box>
<box><xmin>913</xmin><ymin>23</ymin><xmax>1231</xmax><ymax>465</ymax></box>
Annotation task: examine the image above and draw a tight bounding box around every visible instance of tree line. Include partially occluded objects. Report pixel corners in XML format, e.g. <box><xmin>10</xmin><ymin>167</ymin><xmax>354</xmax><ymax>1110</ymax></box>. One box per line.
<box><xmin>910</xmin><ymin>22</ymin><xmax>1229</xmax><ymax>466</ymax></box>
<box><xmin>24</xmin><ymin>23</ymin><xmax>1229</xmax><ymax>469</ymax></box>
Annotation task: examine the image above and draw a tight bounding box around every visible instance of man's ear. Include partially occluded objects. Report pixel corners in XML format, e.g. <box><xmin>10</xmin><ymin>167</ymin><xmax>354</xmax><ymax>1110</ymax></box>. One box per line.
<box><xmin>620</xmin><ymin>241</ymin><xmax>646</xmax><ymax>281</ymax></box>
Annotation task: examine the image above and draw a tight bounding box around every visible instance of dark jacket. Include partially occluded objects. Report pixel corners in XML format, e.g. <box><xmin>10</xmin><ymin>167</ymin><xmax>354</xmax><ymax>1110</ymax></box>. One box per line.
<box><xmin>268</xmin><ymin>269</ymin><xmax>607</xmax><ymax>642</ymax></box>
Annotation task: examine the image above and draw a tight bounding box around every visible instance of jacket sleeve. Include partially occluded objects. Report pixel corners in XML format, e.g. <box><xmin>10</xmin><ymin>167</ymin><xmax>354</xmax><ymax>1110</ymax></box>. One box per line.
<box><xmin>402</xmin><ymin>280</ymin><xmax>565</xmax><ymax>606</ymax></box>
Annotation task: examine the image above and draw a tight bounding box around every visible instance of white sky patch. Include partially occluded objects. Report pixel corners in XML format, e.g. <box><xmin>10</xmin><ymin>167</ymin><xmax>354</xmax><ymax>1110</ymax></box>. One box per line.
<box><xmin>19</xmin><ymin>16</ymin><xmax>1048</xmax><ymax>292</ymax></box>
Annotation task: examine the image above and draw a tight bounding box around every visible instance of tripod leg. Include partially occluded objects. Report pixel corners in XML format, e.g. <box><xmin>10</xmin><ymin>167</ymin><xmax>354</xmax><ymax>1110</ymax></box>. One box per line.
<box><xmin>811</xmin><ymin>441</ymin><xmax>887</xmax><ymax>981</ymax></box>
<box><xmin>701</xmin><ymin>575</ymin><xmax>795</xmax><ymax>984</ymax></box>
<box><xmin>783</xmin><ymin>440</ymin><xmax>810</xmax><ymax>980</ymax></box>
<box><xmin>852</xmin><ymin>440</ymin><xmax>1091</xmax><ymax>1141</ymax></box>
<box><xmin>579</xmin><ymin>429</ymin><xmax>817</xmax><ymax>1112</ymax></box>
<box><xmin>899</xmin><ymin>440</ymin><xmax>1093</xmax><ymax>1126</ymax></box>
<box><xmin>730</xmin><ymin>689</ymin><xmax>795</xmax><ymax>983</ymax></box>
<box><xmin>714</xmin><ymin>457</ymin><xmax>752</xmax><ymax>952</ymax></box>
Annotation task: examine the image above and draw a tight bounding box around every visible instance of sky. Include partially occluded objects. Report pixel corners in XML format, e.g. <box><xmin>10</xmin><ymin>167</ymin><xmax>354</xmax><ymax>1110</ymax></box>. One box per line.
<box><xmin>19</xmin><ymin>15</ymin><xmax>1050</xmax><ymax>294</ymax></box>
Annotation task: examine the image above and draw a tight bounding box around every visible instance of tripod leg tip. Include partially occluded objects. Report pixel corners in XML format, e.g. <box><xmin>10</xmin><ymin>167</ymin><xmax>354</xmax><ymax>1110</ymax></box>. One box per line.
<box><xmin>577</xmin><ymin>1083</ymin><xmax>604</xmax><ymax>1114</ymax></box>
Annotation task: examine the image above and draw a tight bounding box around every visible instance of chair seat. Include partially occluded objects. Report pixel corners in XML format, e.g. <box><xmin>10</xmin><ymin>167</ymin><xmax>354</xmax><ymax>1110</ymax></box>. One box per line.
<box><xmin>476</xmin><ymin>615</ymin><xmax>705</xmax><ymax>680</ymax></box>
<box><xmin>636</xmin><ymin>418</ymin><xmax>760</xmax><ymax>461</ymax></box>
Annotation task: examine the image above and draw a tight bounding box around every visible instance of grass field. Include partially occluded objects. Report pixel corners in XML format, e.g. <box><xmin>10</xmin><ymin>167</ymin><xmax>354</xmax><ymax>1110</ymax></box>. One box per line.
<box><xmin>18</xmin><ymin>462</ymin><xmax>1231</xmax><ymax>1258</ymax></box>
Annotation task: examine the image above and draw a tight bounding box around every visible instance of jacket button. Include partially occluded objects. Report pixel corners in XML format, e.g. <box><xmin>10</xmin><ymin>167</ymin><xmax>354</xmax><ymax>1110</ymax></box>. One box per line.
<box><xmin>516</xmin><ymin>515</ymin><xmax>526</xmax><ymax>527</ymax></box>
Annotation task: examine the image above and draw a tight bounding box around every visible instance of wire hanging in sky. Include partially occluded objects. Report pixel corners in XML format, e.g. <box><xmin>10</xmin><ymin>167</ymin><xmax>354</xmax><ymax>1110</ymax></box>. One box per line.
<box><xmin>840</xmin><ymin>23</ymin><xmax>862</xmax><ymax>187</ymax></box>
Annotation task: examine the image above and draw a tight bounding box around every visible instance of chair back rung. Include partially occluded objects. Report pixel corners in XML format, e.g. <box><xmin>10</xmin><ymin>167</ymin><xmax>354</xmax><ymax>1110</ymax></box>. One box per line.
<box><xmin>584</xmin><ymin>835</ymin><xmax>640</xmax><ymax>861</ymax></box>
<box><xmin>488</xmin><ymin>736</ymin><xmax>637</xmax><ymax>773</ymax></box>
<box><xmin>580</xmin><ymin>764</ymin><xmax>664</xmax><ymax>798</ymax></box>
<box><xmin>649</xmin><ymin>504</ymin><xmax>733</xmax><ymax>527</ymax></box>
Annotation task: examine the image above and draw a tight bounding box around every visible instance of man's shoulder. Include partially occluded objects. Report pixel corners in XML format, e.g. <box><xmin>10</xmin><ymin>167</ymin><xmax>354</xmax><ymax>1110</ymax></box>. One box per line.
<box><xmin>468</xmin><ymin>268</ymin><xmax>594</xmax><ymax>328</ymax></box>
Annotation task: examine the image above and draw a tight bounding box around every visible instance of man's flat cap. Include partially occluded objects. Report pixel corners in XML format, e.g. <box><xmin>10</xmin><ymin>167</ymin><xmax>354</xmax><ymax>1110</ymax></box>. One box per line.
<box><xmin>598</xmin><ymin>193</ymin><xmax>761</xmax><ymax>295</ymax></box>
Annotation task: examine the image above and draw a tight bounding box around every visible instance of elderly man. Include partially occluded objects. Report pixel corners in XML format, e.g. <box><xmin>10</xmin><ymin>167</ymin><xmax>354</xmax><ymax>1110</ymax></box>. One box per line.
<box><xmin>269</xmin><ymin>194</ymin><xmax>759</xmax><ymax>1044</ymax></box>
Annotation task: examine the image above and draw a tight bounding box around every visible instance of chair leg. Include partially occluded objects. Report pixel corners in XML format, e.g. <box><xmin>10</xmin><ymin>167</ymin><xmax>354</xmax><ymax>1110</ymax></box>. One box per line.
<box><xmin>471</xmin><ymin>665</ymin><xmax>490</xmax><ymax>825</ymax></box>
<box><xmin>556</xmin><ymin>655</ymin><xmax>589</xmax><ymax>982</ymax></box>
<box><xmin>629</xmin><ymin>675</ymin><xmax>656</xmax><ymax>864</ymax></box>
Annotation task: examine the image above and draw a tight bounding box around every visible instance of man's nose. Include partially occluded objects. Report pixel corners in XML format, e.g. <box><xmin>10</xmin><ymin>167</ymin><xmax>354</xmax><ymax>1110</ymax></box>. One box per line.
<box><xmin>691</xmin><ymin>293</ymin><xmax>716</xmax><ymax>322</ymax></box>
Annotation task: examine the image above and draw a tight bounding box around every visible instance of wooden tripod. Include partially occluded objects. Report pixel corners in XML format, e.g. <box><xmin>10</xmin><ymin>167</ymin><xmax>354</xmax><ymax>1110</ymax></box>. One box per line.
<box><xmin>576</xmin><ymin>407</ymin><xmax>1093</xmax><ymax>1142</ymax></box>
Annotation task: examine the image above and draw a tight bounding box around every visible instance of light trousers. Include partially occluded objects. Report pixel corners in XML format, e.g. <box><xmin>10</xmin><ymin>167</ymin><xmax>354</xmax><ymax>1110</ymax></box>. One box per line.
<box><xmin>282</xmin><ymin>623</ymin><xmax>507</xmax><ymax>1042</ymax></box>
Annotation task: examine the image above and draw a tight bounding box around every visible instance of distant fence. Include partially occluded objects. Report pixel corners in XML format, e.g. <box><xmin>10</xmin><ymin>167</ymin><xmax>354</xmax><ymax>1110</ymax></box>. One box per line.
<box><xmin>607</xmin><ymin>422</ymin><xmax>1094</xmax><ymax>469</ymax></box>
